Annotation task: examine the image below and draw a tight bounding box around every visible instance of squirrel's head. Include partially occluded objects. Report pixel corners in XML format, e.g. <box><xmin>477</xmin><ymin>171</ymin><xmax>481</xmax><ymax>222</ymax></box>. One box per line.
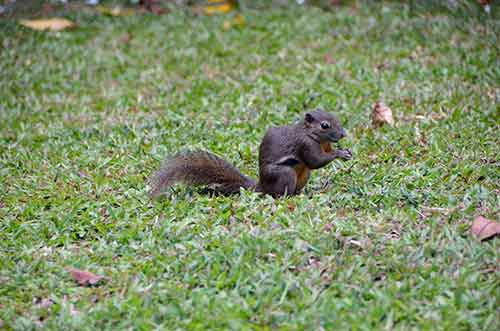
<box><xmin>303</xmin><ymin>109</ymin><xmax>346</xmax><ymax>143</ymax></box>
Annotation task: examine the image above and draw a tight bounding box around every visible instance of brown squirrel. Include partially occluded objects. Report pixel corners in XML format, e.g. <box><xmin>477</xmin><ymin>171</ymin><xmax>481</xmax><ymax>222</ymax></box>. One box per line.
<box><xmin>148</xmin><ymin>109</ymin><xmax>352</xmax><ymax>198</ymax></box>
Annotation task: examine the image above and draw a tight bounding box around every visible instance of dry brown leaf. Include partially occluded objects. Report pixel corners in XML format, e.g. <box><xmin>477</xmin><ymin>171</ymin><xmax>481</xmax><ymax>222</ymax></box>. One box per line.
<box><xmin>149</xmin><ymin>5</ymin><xmax>167</xmax><ymax>15</ymax></box>
<box><xmin>19</xmin><ymin>18</ymin><xmax>75</xmax><ymax>31</ymax></box>
<box><xmin>67</xmin><ymin>267</ymin><xmax>107</xmax><ymax>286</ymax></box>
<box><xmin>471</xmin><ymin>216</ymin><xmax>500</xmax><ymax>241</ymax></box>
<box><xmin>324</xmin><ymin>54</ymin><xmax>335</xmax><ymax>64</ymax></box>
<box><xmin>138</xmin><ymin>0</ymin><xmax>168</xmax><ymax>15</ymax></box>
<box><xmin>118</xmin><ymin>32</ymin><xmax>133</xmax><ymax>44</ymax></box>
<box><xmin>371</xmin><ymin>101</ymin><xmax>394</xmax><ymax>127</ymax></box>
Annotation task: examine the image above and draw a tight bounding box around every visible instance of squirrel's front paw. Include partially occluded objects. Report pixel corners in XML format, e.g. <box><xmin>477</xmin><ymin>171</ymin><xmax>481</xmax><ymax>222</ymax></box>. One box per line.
<box><xmin>335</xmin><ymin>148</ymin><xmax>352</xmax><ymax>161</ymax></box>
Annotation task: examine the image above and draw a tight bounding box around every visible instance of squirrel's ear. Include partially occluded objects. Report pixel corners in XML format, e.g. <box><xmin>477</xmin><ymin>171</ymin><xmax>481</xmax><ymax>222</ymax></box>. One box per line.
<box><xmin>304</xmin><ymin>112</ymin><xmax>314</xmax><ymax>123</ymax></box>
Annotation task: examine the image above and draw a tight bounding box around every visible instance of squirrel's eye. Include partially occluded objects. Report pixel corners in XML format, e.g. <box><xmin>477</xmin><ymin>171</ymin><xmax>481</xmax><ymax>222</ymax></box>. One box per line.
<box><xmin>321</xmin><ymin>121</ymin><xmax>330</xmax><ymax>129</ymax></box>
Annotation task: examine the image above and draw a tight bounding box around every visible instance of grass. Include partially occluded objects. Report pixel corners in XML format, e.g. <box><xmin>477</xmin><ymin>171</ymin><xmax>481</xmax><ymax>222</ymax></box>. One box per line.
<box><xmin>0</xmin><ymin>1</ymin><xmax>499</xmax><ymax>330</ymax></box>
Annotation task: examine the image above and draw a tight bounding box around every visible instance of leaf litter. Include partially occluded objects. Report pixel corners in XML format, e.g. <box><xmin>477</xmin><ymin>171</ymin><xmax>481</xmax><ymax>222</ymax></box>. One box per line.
<box><xmin>67</xmin><ymin>268</ymin><xmax>108</xmax><ymax>286</ymax></box>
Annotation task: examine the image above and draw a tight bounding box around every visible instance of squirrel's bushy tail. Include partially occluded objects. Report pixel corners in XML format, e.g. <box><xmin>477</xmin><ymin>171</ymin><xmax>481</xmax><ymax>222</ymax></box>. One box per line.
<box><xmin>148</xmin><ymin>150</ymin><xmax>256</xmax><ymax>198</ymax></box>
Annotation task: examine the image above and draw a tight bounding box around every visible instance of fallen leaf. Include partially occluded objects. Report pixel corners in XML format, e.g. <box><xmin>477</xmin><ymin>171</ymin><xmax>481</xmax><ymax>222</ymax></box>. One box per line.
<box><xmin>150</xmin><ymin>5</ymin><xmax>167</xmax><ymax>15</ymax></box>
<box><xmin>67</xmin><ymin>267</ymin><xmax>107</xmax><ymax>286</ymax></box>
<box><xmin>471</xmin><ymin>216</ymin><xmax>500</xmax><ymax>241</ymax></box>
<box><xmin>19</xmin><ymin>18</ymin><xmax>75</xmax><ymax>31</ymax></box>
<box><xmin>371</xmin><ymin>101</ymin><xmax>394</xmax><ymax>127</ymax></box>
<box><xmin>195</xmin><ymin>0</ymin><xmax>235</xmax><ymax>15</ymax></box>
<box><xmin>139</xmin><ymin>0</ymin><xmax>168</xmax><ymax>15</ymax></box>
<box><xmin>205</xmin><ymin>3</ymin><xmax>234</xmax><ymax>15</ymax></box>
<box><xmin>96</xmin><ymin>5</ymin><xmax>135</xmax><ymax>17</ymax></box>
<box><xmin>119</xmin><ymin>32</ymin><xmax>132</xmax><ymax>44</ymax></box>
<box><xmin>324</xmin><ymin>53</ymin><xmax>335</xmax><ymax>64</ymax></box>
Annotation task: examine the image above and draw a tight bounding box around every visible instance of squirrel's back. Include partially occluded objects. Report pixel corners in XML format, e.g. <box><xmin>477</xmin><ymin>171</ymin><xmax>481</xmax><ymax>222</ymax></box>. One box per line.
<box><xmin>259</xmin><ymin>124</ymin><xmax>302</xmax><ymax>166</ymax></box>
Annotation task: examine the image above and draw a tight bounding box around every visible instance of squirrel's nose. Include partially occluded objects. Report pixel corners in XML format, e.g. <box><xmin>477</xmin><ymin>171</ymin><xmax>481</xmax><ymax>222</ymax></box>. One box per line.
<box><xmin>339</xmin><ymin>128</ymin><xmax>347</xmax><ymax>139</ymax></box>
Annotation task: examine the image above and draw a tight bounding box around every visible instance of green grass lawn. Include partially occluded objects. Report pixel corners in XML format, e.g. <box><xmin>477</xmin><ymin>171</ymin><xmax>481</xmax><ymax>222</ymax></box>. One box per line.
<box><xmin>0</xmin><ymin>1</ymin><xmax>499</xmax><ymax>330</ymax></box>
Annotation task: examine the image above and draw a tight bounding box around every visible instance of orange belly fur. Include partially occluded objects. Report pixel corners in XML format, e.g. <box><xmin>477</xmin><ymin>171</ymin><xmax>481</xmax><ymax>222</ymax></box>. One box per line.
<box><xmin>295</xmin><ymin>164</ymin><xmax>311</xmax><ymax>192</ymax></box>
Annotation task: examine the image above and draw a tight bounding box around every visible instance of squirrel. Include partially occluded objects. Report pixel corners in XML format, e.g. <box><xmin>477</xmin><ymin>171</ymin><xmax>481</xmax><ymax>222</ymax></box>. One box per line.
<box><xmin>148</xmin><ymin>109</ymin><xmax>352</xmax><ymax>198</ymax></box>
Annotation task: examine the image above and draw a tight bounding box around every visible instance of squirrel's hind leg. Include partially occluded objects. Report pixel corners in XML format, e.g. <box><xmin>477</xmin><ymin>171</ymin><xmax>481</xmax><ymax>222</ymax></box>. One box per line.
<box><xmin>259</xmin><ymin>165</ymin><xmax>297</xmax><ymax>198</ymax></box>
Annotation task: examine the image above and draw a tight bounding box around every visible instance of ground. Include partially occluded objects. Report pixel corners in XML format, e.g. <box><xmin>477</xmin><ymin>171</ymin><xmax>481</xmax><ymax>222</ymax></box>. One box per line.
<box><xmin>0</xmin><ymin>1</ymin><xmax>499</xmax><ymax>330</ymax></box>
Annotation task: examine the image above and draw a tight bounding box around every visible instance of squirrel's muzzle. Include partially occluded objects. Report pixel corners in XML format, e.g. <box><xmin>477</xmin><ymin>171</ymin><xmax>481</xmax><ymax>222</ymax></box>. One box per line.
<box><xmin>328</xmin><ymin>128</ymin><xmax>346</xmax><ymax>142</ymax></box>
